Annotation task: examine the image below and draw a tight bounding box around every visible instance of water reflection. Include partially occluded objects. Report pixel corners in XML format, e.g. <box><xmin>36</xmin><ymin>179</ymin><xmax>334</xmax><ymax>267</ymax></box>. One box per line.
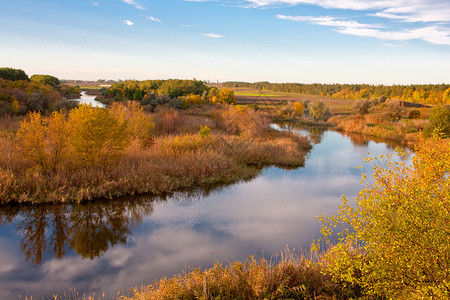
<box><xmin>0</xmin><ymin>198</ymin><xmax>155</xmax><ymax>264</ymax></box>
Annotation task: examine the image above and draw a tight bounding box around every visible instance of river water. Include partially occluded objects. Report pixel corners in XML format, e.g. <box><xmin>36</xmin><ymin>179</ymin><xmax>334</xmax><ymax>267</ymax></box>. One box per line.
<box><xmin>68</xmin><ymin>91</ymin><xmax>105</xmax><ymax>107</ymax></box>
<box><xmin>0</xmin><ymin>125</ymin><xmax>408</xmax><ymax>299</ymax></box>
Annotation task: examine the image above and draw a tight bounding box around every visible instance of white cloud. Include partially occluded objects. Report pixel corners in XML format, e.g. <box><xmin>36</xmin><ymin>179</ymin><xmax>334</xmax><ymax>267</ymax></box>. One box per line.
<box><xmin>269</xmin><ymin>0</ymin><xmax>450</xmax><ymax>46</ymax></box>
<box><xmin>279</xmin><ymin>14</ymin><xmax>450</xmax><ymax>45</ymax></box>
<box><xmin>92</xmin><ymin>2</ymin><xmax>99</xmax><ymax>6</ymax></box>
<box><xmin>203</xmin><ymin>33</ymin><xmax>224</xmax><ymax>38</ymax></box>
<box><xmin>277</xmin><ymin>15</ymin><xmax>382</xmax><ymax>29</ymax></box>
<box><xmin>249</xmin><ymin>0</ymin><xmax>450</xmax><ymax>23</ymax></box>
<box><xmin>124</xmin><ymin>19</ymin><xmax>134</xmax><ymax>26</ymax></box>
<box><xmin>121</xmin><ymin>0</ymin><xmax>145</xmax><ymax>10</ymax></box>
<box><xmin>147</xmin><ymin>16</ymin><xmax>162</xmax><ymax>23</ymax></box>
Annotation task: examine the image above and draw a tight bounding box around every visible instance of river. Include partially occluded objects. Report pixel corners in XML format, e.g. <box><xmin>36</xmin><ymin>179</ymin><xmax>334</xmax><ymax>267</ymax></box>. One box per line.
<box><xmin>0</xmin><ymin>125</ymin><xmax>409</xmax><ymax>299</ymax></box>
<box><xmin>68</xmin><ymin>91</ymin><xmax>105</xmax><ymax>107</ymax></box>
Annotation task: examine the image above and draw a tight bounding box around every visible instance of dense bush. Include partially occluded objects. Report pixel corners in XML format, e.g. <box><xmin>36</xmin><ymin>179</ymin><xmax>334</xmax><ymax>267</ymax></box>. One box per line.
<box><xmin>319</xmin><ymin>137</ymin><xmax>450</xmax><ymax>298</ymax></box>
<box><xmin>353</xmin><ymin>99</ymin><xmax>372</xmax><ymax>115</ymax></box>
<box><xmin>423</xmin><ymin>105</ymin><xmax>450</xmax><ymax>137</ymax></box>
<box><xmin>309</xmin><ymin>101</ymin><xmax>330</xmax><ymax>121</ymax></box>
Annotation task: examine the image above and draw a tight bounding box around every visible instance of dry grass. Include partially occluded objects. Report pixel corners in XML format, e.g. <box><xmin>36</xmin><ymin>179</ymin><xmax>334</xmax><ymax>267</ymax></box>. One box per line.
<box><xmin>126</xmin><ymin>249</ymin><xmax>358</xmax><ymax>300</ymax></box>
<box><xmin>0</xmin><ymin>106</ymin><xmax>311</xmax><ymax>203</ymax></box>
<box><xmin>329</xmin><ymin>113</ymin><xmax>424</xmax><ymax>146</ymax></box>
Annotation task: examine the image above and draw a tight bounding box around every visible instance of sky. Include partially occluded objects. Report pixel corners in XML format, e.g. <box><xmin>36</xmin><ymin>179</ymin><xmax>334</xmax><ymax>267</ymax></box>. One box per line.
<box><xmin>1</xmin><ymin>0</ymin><xmax>450</xmax><ymax>84</ymax></box>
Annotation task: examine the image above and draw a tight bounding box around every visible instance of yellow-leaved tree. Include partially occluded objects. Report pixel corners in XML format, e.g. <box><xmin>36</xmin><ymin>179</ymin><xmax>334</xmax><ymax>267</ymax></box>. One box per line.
<box><xmin>17</xmin><ymin>111</ymin><xmax>67</xmax><ymax>172</ymax></box>
<box><xmin>66</xmin><ymin>105</ymin><xmax>130</xmax><ymax>167</ymax></box>
<box><xmin>318</xmin><ymin>137</ymin><xmax>450</xmax><ymax>298</ymax></box>
<box><xmin>292</xmin><ymin>101</ymin><xmax>305</xmax><ymax>117</ymax></box>
<box><xmin>109</xmin><ymin>101</ymin><xmax>155</xmax><ymax>143</ymax></box>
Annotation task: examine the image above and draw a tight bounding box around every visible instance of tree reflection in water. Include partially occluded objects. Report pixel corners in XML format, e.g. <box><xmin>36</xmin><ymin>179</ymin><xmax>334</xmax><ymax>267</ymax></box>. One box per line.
<box><xmin>0</xmin><ymin>197</ymin><xmax>155</xmax><ymax>264</ymax></box>
<box><xmin>0</xmin><ymin>187</ymin><xmax>225</xmax><ymax>265</ymax></box>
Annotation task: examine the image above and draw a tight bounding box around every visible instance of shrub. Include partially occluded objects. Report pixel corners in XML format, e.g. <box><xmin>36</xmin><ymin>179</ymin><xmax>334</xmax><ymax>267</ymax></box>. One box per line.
<box><xmin>219</xmin><ymin>88</ymin><xmax>236</xmax><ymax>104</ymax></box>
<box><xmin>277</xmin><ymin>105</ymin><xmax>294</xmax><ymax>119</ymax></box>
<box><xmin>199</xmin><ymin>125</ymin><xmax>210</xmax><ymax>138</ymax></box>
<box><xmin>423</xmin><ymin>105</ymin><xmax>450</xmax><ymax>138</ymax></box>
<box><xmin>408</xmin><ymin>109</ymin><xmax>421</xmax><ymax>119</ymax></box>
<box><xmin>110</xmin><ymin>101</ymin><xmax>155</xmax><ymax>141</ymax></box>
<box><xmin>353</xmin><ymin>99</ymin><xmax>372</xmax><ymax>115</ymax></box>
<box><xmin>155</xmin><ymin>109</ymin><xmax>183</xmax><ymax>135</ymax></box>
<box><xmin>318</xmin><ymin>137</ymin><xmax>450</xmax><ymax>298</ymax></box>
<box><xmin>385</xmin><ymin>101</ymin><xmax>404</xmax><ymax>121</ymax></box>
<box><xmin>293</xmin><ymin>101</ymin><xmax>305</xmax><ymax>117</ymax></box>
<box><xmin>309</xmin><ymin>101</ymin><xmax>330</xmax><ymax>121</ymax></box>
<box><xmin>220</xmin><ymin>106</ymin><xmax>270</xmax><ymax>137</ymax></box>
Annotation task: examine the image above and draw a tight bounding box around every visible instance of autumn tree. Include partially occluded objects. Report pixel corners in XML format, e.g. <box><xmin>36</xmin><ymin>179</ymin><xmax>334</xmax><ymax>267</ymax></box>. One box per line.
<box><xmin>292</xmin><ymin>101</ymin><xmax>305</xmax><ymax>117</ymax></box>
<box><xmin>0</xmin><ymin>67</ymin><xmax>29</xmax><ymax>81</ymax></box>
<box><xmin>423</xmin><ymin>105</ymin><xmax>450</xmax><ymax>138</ymax></box>
<box><xmin>66</xmin><ymin>105</ymin><xmax>130</xmax><ymax>167</ymax></box>
<box><xmin>218</xmin><ymin>88</ymin><xmax>236</xmax><ymax>104</ymax></box>
<box><xmin>17</xmin><ymin>111</ymin><xmax>67</xmax><ymax>172</ymax></box>
<box><xmin>353</xmin><ymin>99</ymin><xmax>371</xmax><ymax>115</ymax></box>
<box><xmin>318</xmin><ymin>137</ymin><xmax>450</xmax><ymax>298</ymax></box>
<box><xmin>207</xmin><ymin>87</ymin><xmax>219</xmax><ymax>103</ymax></box>
<box><xmin>309</xmin><ymin>101</ymin><xmax>330</xmax><ymax>121</ymax></box>
<box><xmin>30</xmin><ymin>74</ymin><xmax>60</xmax><ymax>87</ymax></box>
<box><xmin>110</xmin><ymin>101</ymin><xmax>155</xmax><ymax>142</ymax></box>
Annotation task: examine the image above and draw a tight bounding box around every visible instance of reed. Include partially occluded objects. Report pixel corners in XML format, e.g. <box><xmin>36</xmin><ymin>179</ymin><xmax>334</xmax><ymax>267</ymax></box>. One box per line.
<box><xmin>126</xmin><ymin>248</ymin><xmax>357</xmax><ymax>300</ymax></box>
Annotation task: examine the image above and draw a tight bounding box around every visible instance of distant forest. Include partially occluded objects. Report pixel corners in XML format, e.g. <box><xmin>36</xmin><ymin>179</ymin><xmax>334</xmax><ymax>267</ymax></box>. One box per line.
<box><xmin>223</xmin><ymin>81</ymin><xmax>450</xmax><ymax>105</ymax></box>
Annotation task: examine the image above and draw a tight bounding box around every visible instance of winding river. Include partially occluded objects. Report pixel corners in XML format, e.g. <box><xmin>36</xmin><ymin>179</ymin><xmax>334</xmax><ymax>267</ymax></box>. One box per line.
<box><xmin>0</xmin><ymin>125</ymin><xmax>409</xmax><ymax>299</ymax></box>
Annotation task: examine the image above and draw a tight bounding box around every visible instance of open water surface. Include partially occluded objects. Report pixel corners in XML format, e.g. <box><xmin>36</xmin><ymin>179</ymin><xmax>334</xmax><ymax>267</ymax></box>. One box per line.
<box><xmin>0</xmin><ymin>125</ymin><xmax>409</xmax><ymax>299</ymax></box>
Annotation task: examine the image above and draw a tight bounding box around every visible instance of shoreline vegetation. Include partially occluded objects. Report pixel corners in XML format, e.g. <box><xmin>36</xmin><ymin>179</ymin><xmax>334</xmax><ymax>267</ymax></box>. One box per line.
<box><xmin>0</xmin><ymin>104</ymin><xmax>311</xmax><ymax>204</ymax></box>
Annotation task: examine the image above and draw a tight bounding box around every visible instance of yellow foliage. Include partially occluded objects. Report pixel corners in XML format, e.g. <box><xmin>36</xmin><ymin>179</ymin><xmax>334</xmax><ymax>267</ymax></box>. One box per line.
<box><xmin>17</xmin><ymin>111</ymin><xmax>68</xmax><ymax>172</ymax></box>
<box><xmin>110</xmin><ymin>101</ymin><xmax>155</xmax><ymax>141</ymax></box>
<box><xmin>319</xmin><ymin>137</ymin><xmax>450</xmax><ymax>298</ymax></box>
<box><xmin>219</xmin><ymin>89</ymin><xmax>236</xmax><ymax>104</ymax></box>
<box><xmin>66</xmin><ymin>105</ymin><xmax>130</xmax><ymax>167</ymax></box>
<box><xmin>292</xmin><ymin>102</ymin><xmax>305</xmax><ymax>116</ymax></box>
<box><xmin>17</xmin><ymin>112</ymin><xmax>48</xmax><ymax>170</ymax></box>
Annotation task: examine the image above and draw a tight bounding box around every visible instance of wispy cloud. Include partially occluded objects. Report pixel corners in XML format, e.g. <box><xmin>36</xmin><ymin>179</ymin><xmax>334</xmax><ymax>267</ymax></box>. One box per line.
<box><xmin>124</xmin><ymin>20</ymin><xmax>134</xmax><ymax>26</ymax></box>
<box><xmin>92</xmin><ymin>2</ymin><xmax>99</xmax><ymax>6</ymax></box>
<box><xmin>278</xmin><ymin>14</ymin><xmax>450</xmax><ymax>45</ymax></box>
<box><xmin>277</xmin><ymin>15</ymin><xmax>382</xmax><ymax>29</ymax></box>
<box><xmin>121</xmin><ymin>0</ymin><xmax>145</xmax><ymax>10</ymax></box>
<box><xmin>203</xmin><ymin>33</ymin><xmax>224</xmax><ymax>38</ymax></box>
<box><xmin>249</xmin><ymin>0</ymin><xmax>450</xmax><ymax>23</ymax></box>
<box><xmin>147</xmin><ymin>16</ymin><xmax>162</xmax><ymax>23</ymax></box>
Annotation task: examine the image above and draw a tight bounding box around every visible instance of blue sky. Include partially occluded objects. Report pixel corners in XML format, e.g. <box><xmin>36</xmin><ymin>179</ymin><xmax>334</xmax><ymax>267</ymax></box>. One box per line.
<box><xmin>1</xmin><ymin>0</ymin><xmax>449</xmax><ymax>84</ymax></box>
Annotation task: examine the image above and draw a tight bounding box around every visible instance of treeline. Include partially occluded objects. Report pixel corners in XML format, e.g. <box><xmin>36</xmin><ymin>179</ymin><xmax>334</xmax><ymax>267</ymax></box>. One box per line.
<box><xmin>224</xmin><ymin>81</ymin><xmax>450</xmax><ymax>105</ymax></box>
<box><xmin>0</xmin><ymin>67</ymin><xmax>81</xmax><ymax>115</ymax></box>
<box><xmin>104</xmin><ymin>79</ymin><xmax>209</xmax><ymax>100</ymax></box>
<box><xmin>101</xmin><ymin>79</ymin><xmax>235</xmax><ymax>109</ymax></box>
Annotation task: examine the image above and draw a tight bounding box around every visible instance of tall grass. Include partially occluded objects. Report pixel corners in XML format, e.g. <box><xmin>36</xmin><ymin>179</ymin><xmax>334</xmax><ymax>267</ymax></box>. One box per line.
<box><xmin>126</xmin><ymin>249</ymin><xmax>358</xmax><ymax>300</ymax></box>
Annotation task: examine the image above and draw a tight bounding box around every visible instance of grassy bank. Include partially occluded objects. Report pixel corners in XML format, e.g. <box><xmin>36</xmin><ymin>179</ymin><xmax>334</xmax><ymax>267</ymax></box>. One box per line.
<box><xmin>328</xmin><ymin>108</ymin><xmax>425</xmax><ymax>146</ymax></box>
<box><xmin>0</xmin><ymin>104</ymin><xmax>311</xmax><ymax>204</ymax></box>
<box><xmin>126</xmin><ymin>249</ymin><xmax>360</xmax><ymax>300</ymax></box>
